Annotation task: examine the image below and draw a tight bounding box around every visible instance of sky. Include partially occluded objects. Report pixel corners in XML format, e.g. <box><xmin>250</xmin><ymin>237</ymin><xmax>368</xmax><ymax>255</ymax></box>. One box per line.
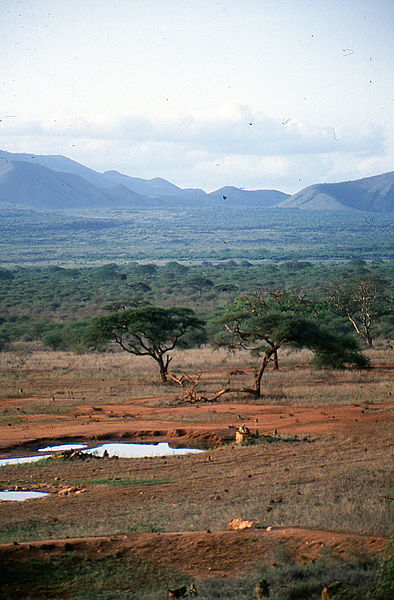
<box><xmin>0</xmin><ymin>0</ymin><xmax>393</xmax><ymax>193</ymax></box>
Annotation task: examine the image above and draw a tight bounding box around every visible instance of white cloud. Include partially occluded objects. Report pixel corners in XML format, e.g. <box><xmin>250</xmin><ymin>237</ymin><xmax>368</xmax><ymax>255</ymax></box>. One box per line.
<box><xmin>0</xmin><ymin>105</ymin><xmax>391</xmax><ymax>193</ymax></box>
<box><xmin>0</xmin><ymin>106</ymin><xmax>385</xmax><ymax>157</ymax></box>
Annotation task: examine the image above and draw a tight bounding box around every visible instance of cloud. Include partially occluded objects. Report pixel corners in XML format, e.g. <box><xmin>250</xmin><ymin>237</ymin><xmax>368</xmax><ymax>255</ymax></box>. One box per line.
<box><xmin>0</xmin><ymin>105</ymin><xmax>390</xmax><ymax>193</ymax></box>
<box><xmin>0</xmin><ymin>105</ymin><xmax>385</xmax><ymax>157</ymax></box>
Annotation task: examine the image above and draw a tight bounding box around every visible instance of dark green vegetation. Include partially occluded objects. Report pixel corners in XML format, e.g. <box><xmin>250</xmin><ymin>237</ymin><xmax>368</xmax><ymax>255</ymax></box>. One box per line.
<box><xmin>325</xmin><ymin>275</ymin><xmax>392</xmax><ymax>346</ymax></box>
<box><xmin>214</xmin><ymin>290</ymin><xmax>368</xmax><ymax>397</ymax></box>
<box><xmin>0</xmin><ymin>542</ymin><xmax>393</xmax><ymax>599</ymax></box>
<box><xmin>0</xmin><ymin>259</ymin><xmax>393</xmax><ymax>355</ymax></box>
<box><xmin>0</xmin><ymin>206</ymin><xmax>393</xmax><ymax>266</ymax></box>
<box><xmin>252</xmin><ymin>541</ymin><xmax>394</xmax><ymax>600</ymax></box>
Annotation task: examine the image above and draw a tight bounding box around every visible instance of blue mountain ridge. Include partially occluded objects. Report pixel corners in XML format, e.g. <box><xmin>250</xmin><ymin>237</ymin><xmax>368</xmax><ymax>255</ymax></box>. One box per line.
<box><xmin>0</xmin><ymin>149</ymin><xmax>393</xmax><ymax>212</ymax></box>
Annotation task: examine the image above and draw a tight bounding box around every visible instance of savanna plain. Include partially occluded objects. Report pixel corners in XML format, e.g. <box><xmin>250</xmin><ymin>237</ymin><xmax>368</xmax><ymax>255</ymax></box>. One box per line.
<box><xmin>0</xmin><ymin>343</ymin><xmax>393</xmax><ymax>600</ymax></box>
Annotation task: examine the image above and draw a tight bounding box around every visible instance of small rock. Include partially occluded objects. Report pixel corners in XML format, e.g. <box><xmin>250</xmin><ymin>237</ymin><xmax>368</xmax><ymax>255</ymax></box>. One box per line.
<box><xmin>58</xmin><ymin>486</ymin><xmax>80</xmax><ymax>496</ymax></box>
<box><xmin>228</xmin><ymin>518</ymin><xmax>260</xmax><ymax>530</ymax></box>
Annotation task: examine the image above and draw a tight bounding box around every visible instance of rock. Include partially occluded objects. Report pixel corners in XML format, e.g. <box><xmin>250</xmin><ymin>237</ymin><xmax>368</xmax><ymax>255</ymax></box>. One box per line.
<box><xmin>58</xmin><ymin>486</ymin><xmax>80</xmax><ymax>496</ymax></box>
<box><xmin>228</xmin><ymin>518</ymin><xmax>260</xmax><ymax>530</ymax></box>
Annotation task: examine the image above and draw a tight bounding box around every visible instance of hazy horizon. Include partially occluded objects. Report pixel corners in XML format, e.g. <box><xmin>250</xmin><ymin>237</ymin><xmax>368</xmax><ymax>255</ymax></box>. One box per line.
<box><xmin>1</xmin><ymin>0</ymin><xmax>393</xmax><ymax>194</ymax></box>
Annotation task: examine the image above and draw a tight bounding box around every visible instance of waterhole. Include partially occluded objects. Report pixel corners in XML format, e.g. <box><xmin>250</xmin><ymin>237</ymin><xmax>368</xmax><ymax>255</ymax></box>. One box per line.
<box><xmin>0</xmin><ymin>455</ymin><xmax>51</xmax><ymax>467</ymax></box>
<box><xmin>0</xmin><ymin>442</ymin><xmax>204</xmax><ymax>466</ymax></box>
<box><xmin>87</xmin><ymin>442</ymin><xmax>204</xmax><ymax>458</ymax></box>
<box><xmin>39</xmin><ymin>444</ymin><xmax>87</xmax><ymax>452</ymax></box>
<box><xmin>0</xmin><ymin>490</ymin><xmax>49</xmax><ymax>501</ymax></box>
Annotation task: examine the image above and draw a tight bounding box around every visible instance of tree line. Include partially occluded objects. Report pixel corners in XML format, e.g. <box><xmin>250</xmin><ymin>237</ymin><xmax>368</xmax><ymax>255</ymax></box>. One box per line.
<box><xmin>0</xmin><ymin>260</ymin><xmax>392</xmax><ymax>394</ymax></box>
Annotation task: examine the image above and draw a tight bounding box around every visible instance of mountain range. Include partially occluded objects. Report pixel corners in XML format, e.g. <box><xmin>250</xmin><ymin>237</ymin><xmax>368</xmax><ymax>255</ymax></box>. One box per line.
<box><xmin>279</xmin><ymin>171</ymin><xmax>394</xmax><ymax>213</ymax></box>
<box><xmin>0</xmin><ymin>149</ymin><xmax>393</xmax><ymax>212</ymax></box>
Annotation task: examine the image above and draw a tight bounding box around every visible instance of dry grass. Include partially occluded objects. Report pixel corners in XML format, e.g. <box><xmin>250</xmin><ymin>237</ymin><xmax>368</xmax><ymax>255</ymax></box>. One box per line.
<box><xmin>0</xmin><ymin>430</ymin><xmax>392</xmax><ymax>541</ymax></box>
<box><xmin>0</xmin><ymin>345</ymin><xmax>393</xmax><ymax>543</ymax></box>
<box><xmin>1</xmin><ymin>345</ymin><xmax>392</xmax><ymax>408</ymax></box>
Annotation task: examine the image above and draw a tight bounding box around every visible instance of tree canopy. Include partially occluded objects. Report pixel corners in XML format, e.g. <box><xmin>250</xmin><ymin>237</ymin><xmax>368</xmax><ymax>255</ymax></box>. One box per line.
<box><xmin>325</xmin><ymin>275</ymin><xmax>392</xmax><ymax>346</ymax></box>
<box><xmin>84</xmin><ymin>306</ymin><xmax>206</xmax><ymax>381</ymax></box>
<box><xmin>214</xmin><ymin>290</ymin><xmax>368</xmax><ymax>397</ymax></box>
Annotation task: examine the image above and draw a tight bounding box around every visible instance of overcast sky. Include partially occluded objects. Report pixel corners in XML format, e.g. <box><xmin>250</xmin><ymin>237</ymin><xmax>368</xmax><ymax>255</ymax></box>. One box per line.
<box><xmin>1</xmin><ymin>0</ymin><xmax>393</xmax><ymax>192</ymax></box>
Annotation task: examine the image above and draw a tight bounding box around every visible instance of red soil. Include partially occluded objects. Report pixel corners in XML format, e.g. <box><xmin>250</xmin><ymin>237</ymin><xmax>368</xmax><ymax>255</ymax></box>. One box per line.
<box><xmin>0</xmin><ymin>529</ymin><xmax>388</xmax><ymax>577</ymax></box>
<box><xmin>1</xmin><ymin>399</ymin><xmax>392</xmax><ymax>451</ymax></box>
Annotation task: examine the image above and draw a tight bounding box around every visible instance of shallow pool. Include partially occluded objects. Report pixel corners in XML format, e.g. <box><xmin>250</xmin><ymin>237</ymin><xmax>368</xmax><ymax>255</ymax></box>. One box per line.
<box><xmin>87</xmin><ymin>442</ymin><xmax>204</xmax><ymax>458</ymax></box>
<box><xmin>0</xmin><ymin>441</ymin><xmax>204</xmax><ymax>466</ymax></box>
<box><xmin>0</xmin><ymin>455</ymin><xmax>51</xmax><ymax>467</ymax></box>
<box><xmin>39</xmin><ymin>444</ymin><xmax>87</xmax><ymax>452</ymax></box>
<box><xmin>0</xmin><ymin>490</ymin><xmax>49</xmax><ymax>501</ymax></box>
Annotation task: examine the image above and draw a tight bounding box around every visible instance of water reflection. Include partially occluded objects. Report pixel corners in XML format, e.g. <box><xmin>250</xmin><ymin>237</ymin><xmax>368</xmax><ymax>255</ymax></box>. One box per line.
<box><xmin>0</xmin><ymin>490</ymin><xmax>48</xmax><ymax>501</ymax></box>
<box><xmin>87</xmin><ymin>442</ymin><xmax>204</xmax><ymax>458</ymax></box>
<box><xmin>0</xmin><ymin>455</ymin><xmax>51</xmax><ymax>467</ymax></box>
<box><xmin>39</xmin><ymin>444</ymin><xmax>87</xmax><ymax>452</ymax></box>
<box><xmin>0</xmin><ymin>442</ymin><xmax>204</xmax><ymax>466</ymax></box>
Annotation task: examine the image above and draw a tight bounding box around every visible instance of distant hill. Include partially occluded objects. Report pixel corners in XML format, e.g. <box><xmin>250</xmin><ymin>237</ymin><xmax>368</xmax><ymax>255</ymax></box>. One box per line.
<box><xmin>0</xmin><ymin>149</ymin><xmax>285</xmax><ymax>208</ymax></box>
<box><xmin>1</xmin><ymin>148</ymin><xmax>393</xmax><ymax>212</ymax></box>
<box><xmin>209</xmin><ymin>186</ymin><xmax>289</xmax><ymax>206</ymax></box>
<box><xmin>0</xmin><ymin>150</ymin><xmax>208</xmax><ymax>199</ymax></box>
<box><xmin>103</xmin><ymin>170</ymin><xmax>207</xmax><ymax>199</ymax></box>
<box><xmin>0</xmin><ymin>160</ymin><xmax>148</xmax><ymax>210</ymax></box>
<box><xmin>279</xmin><ymin>171</ymin><xmax>394</xmax><ymax>212</ymax></box>
<box><xmin>0</xmin><ymin>149</ymin><xmax>115</xmax><ymax>189</ymax></box>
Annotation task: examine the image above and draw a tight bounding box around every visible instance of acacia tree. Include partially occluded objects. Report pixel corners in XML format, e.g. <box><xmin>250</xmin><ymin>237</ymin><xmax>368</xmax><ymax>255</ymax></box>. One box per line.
<box><xmin>84</xmin><ymin>306</ymin><xmax>206</xmax><ymax>382</ymax></box>
<box><xmin>214</xmin><ymin>290</ymin><xmax>368</xmax><ymax>398</ymax></box>
<box><xmin>326</xmin><ymin>275</ymin><xmax>392</xmax><ymax>346</ymax></box>
<box><xmin>184</xmin><ymin>275</ymin><xmax>214</xmax><ymax>296</ymax></box>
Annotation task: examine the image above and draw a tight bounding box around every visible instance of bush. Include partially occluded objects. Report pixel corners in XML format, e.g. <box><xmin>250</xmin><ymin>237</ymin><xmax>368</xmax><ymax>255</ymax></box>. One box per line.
<box><xmin>0</xmin><ymin>327</ymin><xmax>10</xmax><ymax>351</ymax></box>
<box><xmin>369</xmin><ymin>534</ymin><xmax>394</xmax><ymax>600</ymax></box>
<box><xmin>42</xmin><ymin>320</ymin><xmax>91</xmax><ymax>352</ymax></box>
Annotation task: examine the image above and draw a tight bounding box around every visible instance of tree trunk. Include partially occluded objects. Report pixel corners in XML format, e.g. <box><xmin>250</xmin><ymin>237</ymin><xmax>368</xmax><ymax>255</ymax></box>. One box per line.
<box><xmin>209</xmin><ymin>346</ymin><xmax>279</xmax><ymax>401</ymax></box>
<box><xmin>272</xmin><ymin>349</ymin><xmax>279</xmax><ymax>370</ymax></box>
<box><xmin>156</xmin><ymin>354</ymin><xmax>170</xmax><ymax>383</ymax></box>
<box><xmin>365</xmin><ymin>327</ymin><xmax>373</xmax><ymax>347</ymax></box>
<box><xmin>209</xmin><ymin>386</ymin><xmax>259</xmax><ymax>402</ymax></box>
<box><xmin>254</xmin><ymin>356</ymin><xmax>268</xmax><ymax>396</ymax></box>
<box><xmin>253</xmin><ymin>346</ymin><xmax>279</xmax><ymax>396</ymax></box>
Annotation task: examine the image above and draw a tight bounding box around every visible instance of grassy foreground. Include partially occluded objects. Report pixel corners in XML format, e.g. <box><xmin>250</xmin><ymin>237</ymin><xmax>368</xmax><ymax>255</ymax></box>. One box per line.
<box><xmin>1</xmin><ymin>541</ymin><xmax>393</xmax><ymax>600</ymax></box>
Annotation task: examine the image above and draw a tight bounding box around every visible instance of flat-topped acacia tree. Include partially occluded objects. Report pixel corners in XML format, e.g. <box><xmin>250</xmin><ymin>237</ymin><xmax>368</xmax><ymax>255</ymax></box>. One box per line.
<box><xmin>213</xmin><ymin>290</ymin><xmax>368</xmax><ymax>398</ymax></box>
<box><xmin>85</xmin><ymin>306</ymin><xmax>206</xmax><ymax>382</ymax></box>
<box><xmin>325</xmin><ymin>275</ymin><xmax>392</xmax><ymax>347</ymax></box>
